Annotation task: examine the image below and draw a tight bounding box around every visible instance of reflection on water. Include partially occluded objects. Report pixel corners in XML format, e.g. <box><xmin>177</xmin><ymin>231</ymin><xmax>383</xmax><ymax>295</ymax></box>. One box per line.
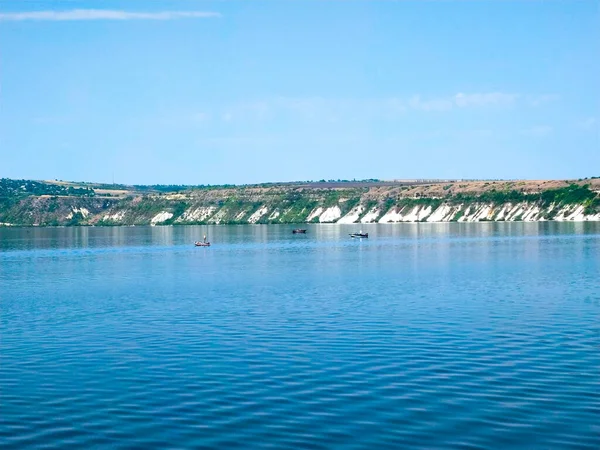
<box><xmin>2</xmin><ymin>221</ymin><xmax>599</xmax><ymax>252</ymax></box>
<box><xmin>1</xmin><ymin>223</ymin><xmax>599</xmax><ymax>449</ymax></box>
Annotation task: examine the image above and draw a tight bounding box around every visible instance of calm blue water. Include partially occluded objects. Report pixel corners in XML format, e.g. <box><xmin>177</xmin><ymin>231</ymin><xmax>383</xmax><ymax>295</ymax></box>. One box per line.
<box><xmin>1</xmin><ymin>223</ymin><xmax>599</xmax><ymax>449</ymax></box>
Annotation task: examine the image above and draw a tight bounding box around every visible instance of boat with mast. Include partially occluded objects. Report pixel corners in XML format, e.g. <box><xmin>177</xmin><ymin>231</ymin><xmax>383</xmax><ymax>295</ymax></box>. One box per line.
<box><xmin>195</xmin><ymin>226</ymin><xmax>211</xmax><ymax>246</ymax></box>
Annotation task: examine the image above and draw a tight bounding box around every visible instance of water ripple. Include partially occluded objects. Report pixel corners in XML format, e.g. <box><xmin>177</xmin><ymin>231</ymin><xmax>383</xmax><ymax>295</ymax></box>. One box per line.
<box><xmin>1</xmin><ymin>224</ymin><xmax>599</xmax><ymax>449</ymax></box>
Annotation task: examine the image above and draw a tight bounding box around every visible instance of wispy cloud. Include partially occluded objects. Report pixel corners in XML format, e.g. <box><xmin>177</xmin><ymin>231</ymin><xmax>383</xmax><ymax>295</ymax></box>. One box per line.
<box><xmin>377</xmin><ymin>92</ymin><xmax>519</xmax><ymax>113</ymax></box>
<box><xmin>527</xmin><ymin>94</ymin><xmax>560</xmax><ymax>107</ymax></box>
<box><xmin>458</xmin><ymin>129</ymin><xmax>494</xmax><ymax>138</ymax></box>
<box><xmin>225</xmin><ymin>92</ymin><xmax>520</xmax><ymax>121</ymax></box>
<box><xmin>141</xmin><ymin>91</ymin><xmax>544</xmax><ymax>127</ymax></box>
<box><xmin>32</xmin><ymin>116</ymin><xmax>75</xmax><ymax>125</ymax></box>
<box><xmin>0</xmin><ymin>9</ymin><xmax>221</xmax><ymax>22</ymax></box>
<box><xmin>577</xmin><ymin>117</ymin><xmax>598</xmax><ymax>131</ymax></box>
<box><xmin>190</xmin><ymin>112</ymin><xmax>210</xmax><ymax>123</ymax></box>
<box><xmin>454</xmin><ymin>92</ymin><xmax>518</xmax><ymax>108</ymax></box>
<box><xmin>521</xmin><ymin>125</ymin><xmax>553</xmax><ymax>137</ymax></box>
<box><xmin>223</xmin><ymin>97</ymin><xmax>406</xmax><ymax>122</ymax></box>
<box><xmin>408</xmin><ymin>95</ymin><xmax>454</xmax><ymax>112</ymax></box>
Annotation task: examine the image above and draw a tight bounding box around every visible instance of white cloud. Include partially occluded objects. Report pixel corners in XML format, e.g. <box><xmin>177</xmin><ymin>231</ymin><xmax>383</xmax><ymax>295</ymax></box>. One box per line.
<box><xmin>385</xmin><ymin>98</ymin><xmax>407</xmax><ymax>114</ymax></box>
<box><xmin>460</xmin><ymin>129</ymin><xmax>494</xmax><ymax>138</ymax></box>
<box><xmin>454</xmin><ymin>92</ymin><xmax>518</xmax><ymax>108</ymax></box>
<box><xmin>408</xmin><ymin>95</ymin><xmax>454</xmax><ymax>112</ymax></box>
<box><xmin>198</xmin><ymin>136</ymin><xmax>281</xmax><ymax>146</ymax></box>
<box><xmin>239</xmin><ymin>101</ymin><xmax>270</xmax><ymax>119</ymax></box>
<box><xmin>527</xmin><ymin>94</ymin><xmax>560</xmax><ymax>107</ymax></box>
<box><xmin>0</xmin><ymin>9</ymin><xmax>221</xmax><ymax>22</ymax></box>
<box><xmin>521</xmin><ymin>125</ymin><xmax>553</xmax><ymax>137</ymax></box>
<box><xmin>241</xmin><ymin>96</ymin><xmax>406</xmax><ymax>121</ymax></box>
<box><xmin>391</xmin><ymin>92</ymin><xmax>519</xmax><ymax>112</ymax></box>
<box><xmin>32</xmin><ymin>116</ymin><xmax>75</xmax><ymax>125</ymax></box>
<box><xmin>190</xmin><ymin>113</ymin><xmax>210</xmax><ymax>123</ymax></box>
<box><xmin>274</xmin><ymin>97</ymin><xmax>333</xmax><ymax>118</ymax></box>
<box><xmin>224</xmin><ymin>92</ymin><xmax>520</xmax><ymax>120</ymax></box>
<box><xmin>180</xmin><ymin>91</ymin><xmax>539</xmax><ymax>125</ymax></box>
<box><xmin>577</xmin><ymin>117</ymin><xmax>598</xmax><ymax>131</ymax></box>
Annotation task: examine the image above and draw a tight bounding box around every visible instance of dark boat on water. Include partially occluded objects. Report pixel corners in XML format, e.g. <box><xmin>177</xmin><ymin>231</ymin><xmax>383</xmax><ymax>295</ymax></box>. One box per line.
<box><xmin>292</xmin><ymin>229</ymin><xmax>307</xmax><ymax>234</ymax></box>
<box><xmin>349</xmin><ymin>231</ymin><xmax>368</xmax><ymax>238</ymax></box>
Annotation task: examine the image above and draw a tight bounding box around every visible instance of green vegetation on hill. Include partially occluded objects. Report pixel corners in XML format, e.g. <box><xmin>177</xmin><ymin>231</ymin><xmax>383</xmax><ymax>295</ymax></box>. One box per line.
<box><xmin>0</xmin><ymin>179</ymin><xmax>95</xmax><ymax>198</ymax></box>
<box><xmin>274</xmin><ymin>192</ymin><xmax>319</xmax><ymax>224</ymax></box>
<box><xmin>0</xmin><ymin>178</ymin><xmax>598</xmax><ymax>226</ymax></box>
<box><xmin>447</xmin><ymin>184</ymin><xmax>597</xmax><ymax>207</ymax></box>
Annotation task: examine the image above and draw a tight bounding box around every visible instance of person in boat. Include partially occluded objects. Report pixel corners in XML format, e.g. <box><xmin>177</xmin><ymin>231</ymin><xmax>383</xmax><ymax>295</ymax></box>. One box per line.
<box><xmin>203</xmin><ymin>234</ymin><xmax>207</xmax><ymax>243</ymax></box>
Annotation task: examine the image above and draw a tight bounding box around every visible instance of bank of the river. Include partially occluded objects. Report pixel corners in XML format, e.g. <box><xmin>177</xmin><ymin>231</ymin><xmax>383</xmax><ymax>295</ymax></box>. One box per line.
<box><xmin>1</xmin><ymin>178</ymin><xmax>599</xmax><ymax>226</ymax></box>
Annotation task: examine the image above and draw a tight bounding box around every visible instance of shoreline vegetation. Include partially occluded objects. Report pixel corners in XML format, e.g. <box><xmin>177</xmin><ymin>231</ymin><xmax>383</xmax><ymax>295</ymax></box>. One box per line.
<box><xmin>1</xmin><ymin>177</ymin><xmax>599</xmax><ymax>227</ymax></box>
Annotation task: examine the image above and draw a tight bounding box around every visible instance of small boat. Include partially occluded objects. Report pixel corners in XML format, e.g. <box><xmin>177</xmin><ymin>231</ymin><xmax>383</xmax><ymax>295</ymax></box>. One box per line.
<box><xmin>196</xmin><ymin>228</ymin><xmax>210</xmax><ymax>246</ymax></box>
<box><xmin>349</xmin><ymin>231</ymin><xmax>368</xmax><ymax>238</ymax></box>
<box><xmin>292</xmin><ymin>229</ymin><xmax>307</xmax><ymax>234</ymax></box>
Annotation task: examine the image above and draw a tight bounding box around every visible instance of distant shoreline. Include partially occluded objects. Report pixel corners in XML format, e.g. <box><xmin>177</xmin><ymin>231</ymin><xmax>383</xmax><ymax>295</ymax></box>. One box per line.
<box><xmin>1</xmin><ymin>177</ymin><xmax>599</xmax><ymax>227</ymax></box>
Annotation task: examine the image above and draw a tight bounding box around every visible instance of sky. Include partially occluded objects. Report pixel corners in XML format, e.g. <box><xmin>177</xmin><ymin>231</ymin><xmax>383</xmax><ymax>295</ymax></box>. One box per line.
<box><xmin>0</xmin><ymin>0</ymin><xmax>598</xmax><ymax>185</ymax></box>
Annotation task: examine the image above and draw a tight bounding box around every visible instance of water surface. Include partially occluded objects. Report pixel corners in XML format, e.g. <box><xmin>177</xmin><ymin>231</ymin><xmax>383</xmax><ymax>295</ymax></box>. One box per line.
<box><xmin>1</xmin><ymin>223</ymin><xmax>599</xmax><ymax>448</ymax></box>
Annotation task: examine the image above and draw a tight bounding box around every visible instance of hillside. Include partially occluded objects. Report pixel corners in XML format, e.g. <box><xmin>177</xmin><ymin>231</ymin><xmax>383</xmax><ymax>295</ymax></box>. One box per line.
<box><xmin>1</xmin><ymin>178</ymin><xmax>599</xmax><ymax>226</ymax></box>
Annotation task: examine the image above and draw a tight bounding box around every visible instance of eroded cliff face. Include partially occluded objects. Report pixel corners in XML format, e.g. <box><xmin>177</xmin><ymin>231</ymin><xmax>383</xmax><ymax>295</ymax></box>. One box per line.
<box><xmin>0</xmin><ymin>196</ymin><xmax>117</xmax><ymax>227</ymax></box>
<box><xmin>1</xmin><ymin>180</ymin><xmax>599</xmax><ymax>226</ymax></box>
<box><xmin>146</xmin><ymin>200</ymin><xmax>596</xmax><ymax>225</ymax></box>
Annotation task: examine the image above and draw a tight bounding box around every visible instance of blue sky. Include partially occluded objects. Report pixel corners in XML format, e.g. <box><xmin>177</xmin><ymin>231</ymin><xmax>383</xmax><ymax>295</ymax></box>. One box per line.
<box><xmin>0</xmin><ymin>0</ymin><xmax>598</xmax><ymax>185</ymax></box>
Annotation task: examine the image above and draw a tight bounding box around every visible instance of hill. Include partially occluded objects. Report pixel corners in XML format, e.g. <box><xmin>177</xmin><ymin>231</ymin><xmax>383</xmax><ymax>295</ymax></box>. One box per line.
<box><xmin>1</xmin><ymin>177</ymin><xmax>599</xmax><ymax>226</ymax></box>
